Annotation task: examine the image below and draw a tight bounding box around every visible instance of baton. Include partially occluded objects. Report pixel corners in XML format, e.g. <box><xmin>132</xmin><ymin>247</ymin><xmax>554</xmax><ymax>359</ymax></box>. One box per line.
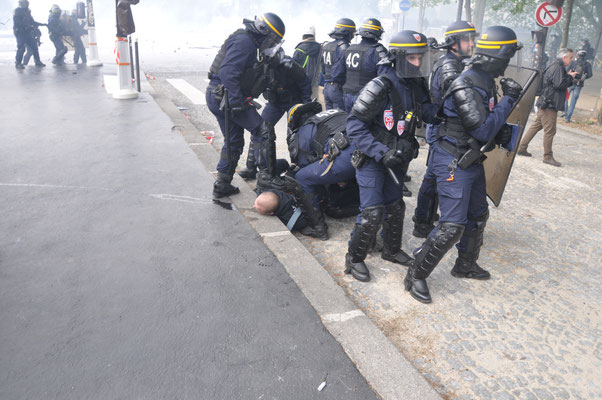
<box><xmin>220</xmin><ymin>87</ymin><xmax>232</xmax><ymax>163</ymax></box>
<box><xmin>387</xmin><ymin>167</ymin><xmax>401</xmax><ymax>187</ymax></box>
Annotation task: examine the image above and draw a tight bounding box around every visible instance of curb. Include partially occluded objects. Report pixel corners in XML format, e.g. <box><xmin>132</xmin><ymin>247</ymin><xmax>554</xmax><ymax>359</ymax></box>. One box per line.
<box><xmin>147</xmin><ymin>85</ymin><xmax>442</xmax><ymax>400</ymax></box>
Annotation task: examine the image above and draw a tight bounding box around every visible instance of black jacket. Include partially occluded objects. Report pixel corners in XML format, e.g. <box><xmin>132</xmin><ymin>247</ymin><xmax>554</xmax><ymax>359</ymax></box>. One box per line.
<box><xmin>568</xmin><ymin>59</ymin><xmax>593</xmax><ymax>88</ymax></box>
<box><xmin>13</xmin><ymin>7</ymin><xmax>40</xmax><ymax>35</ymax></box>
<box><xmin>536</xmin><ymin>58</ymin><xmax>573</xmax><ymax>112</ymax></box>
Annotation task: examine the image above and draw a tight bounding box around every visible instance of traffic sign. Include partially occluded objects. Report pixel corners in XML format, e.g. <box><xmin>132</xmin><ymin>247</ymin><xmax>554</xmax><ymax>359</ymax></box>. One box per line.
<box><xmin>535</xmin><ymin>2</ymin><xmax>562</xmax><ymax>27</ymax></box>
<box><xmin>399</xmin><ymin>0</ymin><xmax>411</xmax><ymax>12</ymax></box>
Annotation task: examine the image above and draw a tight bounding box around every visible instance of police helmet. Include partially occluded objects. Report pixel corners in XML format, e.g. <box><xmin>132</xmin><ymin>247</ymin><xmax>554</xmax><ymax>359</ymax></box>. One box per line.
<box><xmin>442</xmin><ymin>20</ymin><xmax>477</xmax><ymax>57</ymax></box>
<box><xmin>50</xmin><ymin>4</ymin><xmax>61</xmax><ymax>15</ymax></box>
<box><xmin>18</xmin><ymin>0</ymin><xmax>29</xmax><ymax>8</ymax></box>
<box><xmin>472</xmin><ymin>26</ymin><xmax>522</xmax><ymax>77</ymax></box>
<box><xmin>245</xmin><ymin>13</ymin><xmax>285</xmax><ymax>58</ymax></box>
<box><xmin>287</xmin><ymin>102</ymin><xmax>322</xmax><ymax>132</ymax></box>
<box><xmin>577</xmin><ymin>49</ymin><xmax>587</xmax><ymax>59</ymax></box>
<box><xmin>389</xmin><ymin>30</ymin><xmax>431</xmax><ymax>79</ymax></box>
<box><xmin>329</xmin><ymin>18</ymin><xmax>356</xmax><ymax>41</ymax></box>
<box><xmin>358</xmin><ymin>18</ymin><xmax>384</xmax><ymax>40</ymax></box>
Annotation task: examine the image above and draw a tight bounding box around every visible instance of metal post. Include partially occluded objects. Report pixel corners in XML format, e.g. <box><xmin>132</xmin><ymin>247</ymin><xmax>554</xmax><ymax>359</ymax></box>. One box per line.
<box><xmin>537</xmin><ymin>27</ymin><xmax>549</xmax><ymax>71</ymax></box>
<box><xmin>135</xmin><ymin>38</ymin><xmax>141</xmax><ymax>92</ymax></box>
<box><xmin>402</xmin><ymin>12</ymin><xmax>406</xmax><ymax>30</ymax></box>
<box><xmin>456</xmin><ymin>0</ymin><xmax>464</xmax><ymax>21</ymax></box>
<box><xmin>85</xmin><ymin>0</ymin><xmax>102</xmax><ymax>66</ymax></box>
<box><xmin>128</xmin><ymin>36</ymin><xmax>135</xmax><ymax>80</ymax></box>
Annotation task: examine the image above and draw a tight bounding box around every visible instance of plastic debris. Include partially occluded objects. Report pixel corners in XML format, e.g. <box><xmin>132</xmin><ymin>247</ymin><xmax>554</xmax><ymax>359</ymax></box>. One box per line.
<box><xmin>178</xmin><ymin>106</ymin><xmax>189</xmax><ymax>111</ymax></box>
<box><xmin>317</xmin><ymin>381</ymin><xmax>326</xmax><ymax>391</ymax></box>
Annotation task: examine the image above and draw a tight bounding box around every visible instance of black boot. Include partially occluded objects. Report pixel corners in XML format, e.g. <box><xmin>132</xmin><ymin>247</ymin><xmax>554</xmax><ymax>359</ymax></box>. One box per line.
<box><xmin>238</xmin><ymin>142</ymin><xmax>257</xmax><ymax>180</ymax></box>
<box><xmin>402</xmin><ymin>183</ymin><xmax>412</xmax><ymax>197</ymax></box>
<box><xmin>451</xmin><ymin>211</ymin><xmax>490</xmax><ymax>280</ymax></box>
<box><xmin>345</xmin><ymin>206</ymin><xmax>384</xmax><ymax>282</ymax></box>
<box><xmin>381</xmin><ymin>199</ymin><xmax>413</xmax><ymax>266</ymax></box>
<box><xmin>15</xmin><ymin>63</ymin><xmax>25</xmax><ymax>70</ymax></box>
<box><xmin>256</xmin><ymin>122</ymin><xmax>286</xmax><ymax>190</ymax></box>
<box><xmin>284</xmin><ymin>176</ymin><xmax>328</xmax><ymax>240</ymax></box>
<box><xmin>404</xmin><ymin>222</ymin><xmax>465</xmax><ymax>303</ymax></box>
<box><xmin>213</xmin><ymin>172</ymin><xmax>240</xmax><ymax>198</ymax></box>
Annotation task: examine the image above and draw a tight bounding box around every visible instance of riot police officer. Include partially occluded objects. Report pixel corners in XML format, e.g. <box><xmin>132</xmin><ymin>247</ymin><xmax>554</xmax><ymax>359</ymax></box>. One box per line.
<box><xmin>320</xmin><ymin>18</ymin><xmax>356</xmax><ymax>110</ymax></box>
<box><xmin>238</xmin><ymin>53</ymin><xmax>312</xmax><ymax>180</ymax></box>
<box><xmin>284</xmin><ymin>102</ymin><xmax>357</xmax><ymax>240</ymax></box>
<box><xmin>13</xmin><ymin>0</ymin><xmax>45</xmax><ymax>69</ymax></box>
<box><xmin>341</xmin><ymin>18</ymin><xmax>389</xmax><ymax>112</ymax></box>
<box><xmin>413</xmin><ymin>21</ymin><xmax>477</xmax><ymax>238</ymax></box>
<box><xmin>48</xmin><ymin>4</ymin><xmax>68</xmax><ymax>65</ymax></box>
<box><xmin>344</xmin><ymin>30</ymin><xmax>440</xmax><ymax>282</ymax></box>
<box><xmin>206</xmin><ymin>13</ymin><xmax>286</xmax><ymax>198</ymax></box>
<box><xmin>405</xmin><ymin>26</ymin><xmax>523</xmax><ymax>304</ymax></box>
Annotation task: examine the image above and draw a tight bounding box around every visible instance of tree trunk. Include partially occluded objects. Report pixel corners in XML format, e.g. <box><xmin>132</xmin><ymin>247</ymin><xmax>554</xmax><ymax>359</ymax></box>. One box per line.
<box><xmin>464</xmin><ymin>0</ymin><xmax>472</xmax><ymax>21</ymax></box>
<box><xmin>473</xmin><ymin>0</ymin><xmax>487</xmax><ymax>33</ymax></box>
<box><xmin>590</xmin><ymin>87</ymin><xmax>602</xmax><ymax>124</ymax></box>
<box><xmin>560</xmin><ymin>0</ymin><xmax>574</xmax><ymax>48</ymax></box>
<box><xmin>418</xmin><ymin>0</ymin><xmax>426</xmax><ymax>32</ymax></box>
<box><xmin>593</xmin><ymin>22</ymin><xmax>602</xmax><ymax>63</ymax></box>
<box><xmin>456</xmin><ymin>0</ymin><xmax>464</xmax><ymax>21</ymax></box>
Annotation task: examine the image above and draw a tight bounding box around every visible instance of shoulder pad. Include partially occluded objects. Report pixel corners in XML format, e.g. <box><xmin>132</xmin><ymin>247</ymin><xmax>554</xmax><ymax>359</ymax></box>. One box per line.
<box><xmin>439</xmin><ymin>57</ymin><xmax>463</xmax><ymax>93</ymax></box>
<box><xmin>449</xmin><ymin>76</ymin><xmax>487</xmax><ymax>131</ymax></box>
<box><xmin>351</xmin><ymin>76</ymin><xmax>393</xmax><ymax>122</ymax></box>
<box><xmin>375</xmin><ymin>44</ymin><xmax>389</xmax><ymax>60</ymax></box>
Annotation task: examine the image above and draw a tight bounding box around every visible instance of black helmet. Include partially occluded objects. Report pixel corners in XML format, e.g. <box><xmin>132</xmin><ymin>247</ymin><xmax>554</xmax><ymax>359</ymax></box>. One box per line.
<box><xmin>18</xmin><ymin>0</ymin><xmax>29</xmax><ymax>8</ymax></box>
<box><xmin>389</xmin><ymin>30</ymin><xmax>431</xmax><ymax>78</ymax></box>
<box><xmin>441</xmin><ymin>20</ymin><xmax>477</xmax><ymax>57</ymax></box>
<box><xmin>50</xmin><ymin>4</ymin><xmax>61</xmax><ymax>15</ymax></box>
<box><xmin>475</xmin><ymin>26</ymin><xmax>521</xmax><ymax>60</ymax></box>
<box><xmin>358</xmin><ymin>18</ymin><xmax>384</xmax><ymax>40</ymax></box>
<box><xmin>329</xmin><ymin>18</ymin><xmax>356</xmax><ymax>41</ymax></box>
<box><xmin>287</xmin><ymin>102</ymin><xmax>322</xmax><ymax>131</ymax></box>
<box><xmin>244</xmin><ymin>13</ymin><xmax>286</xmax><ymax>58</ymax></box>
<box><xmin>577</xmin><ymin>50</ymin><xmax>587</xmax><ymax>59</ymax></box>
<box><xmin>472</xmin><ymin>26</ymin><xmax>522</xmax><ymax>77</ymax></box>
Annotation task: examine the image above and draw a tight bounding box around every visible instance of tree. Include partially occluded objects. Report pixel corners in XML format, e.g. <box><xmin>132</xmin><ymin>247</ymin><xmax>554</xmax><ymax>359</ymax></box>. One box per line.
<box><xmin>560</xmin><ymin>0</ymin><xmax>574</xmax><ymax>48</ymax></box>
<box><xmin>473</xmin><ymin>0</ymin><xmax>487</xmax><ymax>32</ymax></box>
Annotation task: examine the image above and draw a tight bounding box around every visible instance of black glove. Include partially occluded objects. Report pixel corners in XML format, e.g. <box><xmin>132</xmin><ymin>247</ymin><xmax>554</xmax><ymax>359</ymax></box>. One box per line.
<box><xmin>494</xmin><ymin>124</ymin><xmax>513</xmax><ymax>146</ymax></box>
<box><xmin>382</xmin><ymin>149</ymin><xmax>404</xmax><ymax>168</ymax></box>
<box><xmin>230</xmin><ymin>97</ymin><xmax>253</xmax><ymax>113</ymax></box>
<box><xmin>500</xmin><ymin>78</ymin><xmax>522</xmax><ymax>101</ymax></box>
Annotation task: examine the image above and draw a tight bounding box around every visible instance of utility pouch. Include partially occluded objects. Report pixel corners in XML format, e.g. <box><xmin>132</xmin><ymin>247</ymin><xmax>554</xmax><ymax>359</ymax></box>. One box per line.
<box><xmin>351</xmin><ymin>149</ymin><xmax>367</xmax><ymax>169</ymax></box>
<box><xmin>332</xmin><ymin>131</ymin><xmax>349</xmax><ymax>150</ymax></box>
<box><xmin>213</xmin><ymin>84</ymin><xmax>224</xmax><ymax>102</ymax></box>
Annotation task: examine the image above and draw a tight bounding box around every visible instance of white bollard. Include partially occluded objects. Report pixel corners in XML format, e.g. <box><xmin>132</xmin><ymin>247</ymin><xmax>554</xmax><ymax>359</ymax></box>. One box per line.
<box><xmin>113</xmin><ymin>37</ymin><xmax>138</xmax><ymax>99</ymax></box>
<box><xmin>85</xmin><ymin>0</ymin><xmax>102</xmax><ymax>66</ymax></box>
<box><xmin>86</xmin><ymin>27</ymin><xmax>102</xmax><ymax>66</ymax></box>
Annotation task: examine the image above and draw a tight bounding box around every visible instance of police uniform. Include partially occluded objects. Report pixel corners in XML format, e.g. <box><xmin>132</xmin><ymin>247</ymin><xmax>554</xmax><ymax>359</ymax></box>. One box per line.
<box><xmin>405</xmin><ymin>26</ymin><xmax>523</xmax><ymax>304</ymax></box>
<box><xmin>13</xmin><ymin>1</ymin><xmax>44</xmax><ymax>68</ymax></box>
<box><xmin>344</xmin><ymin>31</ymin><xmax>440</xmax><ymax>282</ymax></box>
<box><xmin>285</xmin><ymin>103</ymin><xmax>356</xmax><ymax>240</ymax></box>
<box><xmin>206</xmin><ymin>13</ymin><xmax>286</xmax><ymax>198</ymax></box>
<box><xmin>413</xmin><ymin>21</ymin><xmax>477</xmax><ymax>238</ymax></box>
<box><xmin>48</xmin><ymin>5</ymin><xmax>67</xmax><ymax>65</ymax></box>
<box><xmin>342</xmin><ymin>18</ymin><xmax>389</xmax><ymax>112</ymax></box>
<box><xmin>238</xmin><ymin>55</ymin><xmax>312</xmax><ymax>181</ymax></box>
<box><xmin>321</xmin><ymin>18</ymin><xmax>356</xmax><ymax>110</ymax></box>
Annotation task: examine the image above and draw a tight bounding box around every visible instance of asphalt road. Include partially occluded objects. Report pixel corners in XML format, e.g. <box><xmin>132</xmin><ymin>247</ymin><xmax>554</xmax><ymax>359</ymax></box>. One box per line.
<box><xmin>0</xmin><ymin>64</ymin><xmax>379</xmax><ymax>399</ymax></box>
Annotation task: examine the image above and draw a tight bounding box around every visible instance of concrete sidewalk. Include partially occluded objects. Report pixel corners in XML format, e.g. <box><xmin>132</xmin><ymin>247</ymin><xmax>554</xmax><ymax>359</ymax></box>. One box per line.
<box><xmin>0</xmin><ymin>65</ymin><xmax>381</xmax><ymax>400</ymax></box>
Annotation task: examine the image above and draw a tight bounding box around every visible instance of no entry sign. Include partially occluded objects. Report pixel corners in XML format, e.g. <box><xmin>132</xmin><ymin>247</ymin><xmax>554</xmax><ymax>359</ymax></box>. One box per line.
<box><xmin>535</xmin><ymin>2</ymin><xmax>563</xmax><ymax>27</ymax></box>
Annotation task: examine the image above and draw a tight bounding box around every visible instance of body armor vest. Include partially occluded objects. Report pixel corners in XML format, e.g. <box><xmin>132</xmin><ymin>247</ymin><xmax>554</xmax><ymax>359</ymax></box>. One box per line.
<box><xmin>322</xmin><ymin>40</ymin><xmax>344</xmax><ymax>81</ymax></box>
<box><xmin>343</xmin><ymin>42</ymin><xmax>384</xmax><ymax>95</ymax></box>
<box><xmin>290</xmin><ymin>109</ymin><xmax>347</xmax><ymax>165</ymax></box>
<box><xmin>438</xmin><ymin>68</ymin><xmax>497</xmax><ymax>148</ymax></box>
<box><xmin>208</xmin><ymin>29</ymin><xmax>267</xmax><ymax>99</ymax></box>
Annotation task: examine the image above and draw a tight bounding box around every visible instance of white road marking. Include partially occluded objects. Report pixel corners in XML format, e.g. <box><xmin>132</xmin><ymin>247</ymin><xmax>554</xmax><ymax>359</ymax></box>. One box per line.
<box><xmin>322</xmin><ymin>309</ymin><xmax>364</xmax><ymax>323</ymax></box>
<box><xmin>148</xmin><ymin>194</ymin><xmax>206</xmax><ymax>203</ymax></box>
<box><xmin>166</xmin><ymin>78</ymin><xmax>206</xmax><ymax>105</ymax></box>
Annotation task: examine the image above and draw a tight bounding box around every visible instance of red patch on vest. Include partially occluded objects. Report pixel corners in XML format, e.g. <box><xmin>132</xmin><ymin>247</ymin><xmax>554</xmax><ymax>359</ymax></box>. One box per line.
<box><xmin>489</xmin><ymin>97</ymin><xmax>494</xmax><ymax>111</ymax></box>
<box><xmin>397</xmin><ymin>120</ymin><xmax>406</xmax><ymax>136</ymax></box>
<box><xmin>384</xmin><ymin>109</ymin><xmax>394</xmax><ymax>130</ymax></box>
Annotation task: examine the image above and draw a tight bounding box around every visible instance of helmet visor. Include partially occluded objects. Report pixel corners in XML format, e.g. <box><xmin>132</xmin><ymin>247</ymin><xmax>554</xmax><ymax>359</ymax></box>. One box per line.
<box><xmin>261</xmin><ymin>39</ymin><xmax>284</xmax><ymax>60</ymax></box>
<box><xmin>395</xmin><ymin>51</ymin><xmax>432</xmax><ymax>78</ymax></box>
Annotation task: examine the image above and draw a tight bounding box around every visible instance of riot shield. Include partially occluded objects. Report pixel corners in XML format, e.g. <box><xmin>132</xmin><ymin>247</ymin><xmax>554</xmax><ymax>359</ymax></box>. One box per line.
<box><xmin>483</xmin><ymin>65</ymin><xmax>539</xmax><ymax>207</ymax></box>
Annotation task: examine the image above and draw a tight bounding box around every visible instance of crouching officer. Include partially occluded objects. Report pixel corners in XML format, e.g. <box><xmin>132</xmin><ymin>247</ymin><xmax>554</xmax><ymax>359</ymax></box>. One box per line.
<box><xmin>342</xmin><ymin>18</ymin><xmax>389</xmax><ymax>112</ymax></box>
<box><xmin>285</xmin><ymin>103</ymin><xmax>356</xmax><ymax>240</ymax></box>
<box><xmin>206</xmin><ymin>13</ymin><xmax>285</xmax><ymax>197</ymax></box>
<box><xmin>13</xmin><ymin>0</ymin><xmax>45</xmax><ymax>69</ymax></box>
<box><xmin>405</xmin><ymin>26</ymin><xmax>523</xmax><ymax>303</ymax></box>
<box><xmin>321</xmin><ymin>18</ymin><xmax>356</xmax><ymax>110</ymax></box>
<box><xmin>48</xmin><ymin>5</ymin><xmax>68</xmax><ymax>65</ymax></box>
<box><xmin>344</xmin><ymin>31</ymin><xmax>440</xmax><ymax>282</ymax></box>
<box><xmin>239</xmin><ymin>53</ymin><xmax>312</xmax><ymax>180</ymax></box>
<box><xmin>413</xmin><ymin>20</ymin><xmax>477</xmax><ymax>237</ymax></box>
